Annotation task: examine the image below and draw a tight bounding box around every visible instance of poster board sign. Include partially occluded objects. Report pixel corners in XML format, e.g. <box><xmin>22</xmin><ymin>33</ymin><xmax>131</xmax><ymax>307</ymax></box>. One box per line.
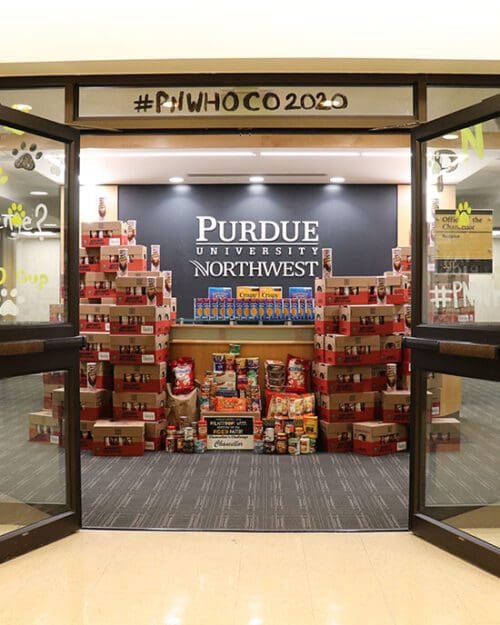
<box><xmin>435</xmin><ymin>208</ymin><xmax>492</xmax><ymax>274</ymax></box>
<box><xmin>204</xmin><ymin>412</ymin><xmax>256</xmax><ymax>450</ymax></box>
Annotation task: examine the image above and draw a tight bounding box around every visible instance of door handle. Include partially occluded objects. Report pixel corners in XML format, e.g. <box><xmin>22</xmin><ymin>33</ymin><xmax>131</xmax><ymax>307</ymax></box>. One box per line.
<box><xmin>0</xmin><ymin>336</ymin><xmax>85</xmax><ymax>356</ymax></box>
<box><xmin>404</xmin><ymin>337</ymin><xmax>498</xmax><ymax>359</ymax></box>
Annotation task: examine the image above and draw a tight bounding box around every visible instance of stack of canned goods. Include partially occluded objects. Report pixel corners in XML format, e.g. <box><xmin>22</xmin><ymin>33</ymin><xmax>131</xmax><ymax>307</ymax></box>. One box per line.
<box><xmin>165</xmin><ymin>417</ymin><xmax>207</xmax><ymax>453</ymax></box>
<box><xmin>253</xmin><ymin>419</ymin><xmax>317</xmax><ymax>455</ymax></box>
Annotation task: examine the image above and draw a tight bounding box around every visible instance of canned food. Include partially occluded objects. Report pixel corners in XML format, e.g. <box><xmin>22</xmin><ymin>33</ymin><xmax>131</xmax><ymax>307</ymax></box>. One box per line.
<box><xmin>263</xmin><ymin>441</ymin><xmax>275</xmax><ymax>454</ymax></box>
<box><xmin>183</xmin><ymin>439</ymin><xmax>194</xmax><ymax>453</ymax></box>
<box><xmin>288</xmin><ymin>437</ymin><xmax>300</xmax><ymax>455</ymax></box>
<box><xmin>194</xmin><ymin>438</ymin><xmax>206</xmax><ymax>454</ymax></box>
<box><xmin>264</xmin><ymin>427</ymin><xmax>275</xmax><ymax>442</ymax></box>
<box><xmin>254</xmin><ymin>440</ymin><xmax>264</xmax><ymax>454</ymax></box>
<box><xmin>184</xmin><ymin>426</ymin><xmax>194</xmax><ymax>441</ymax></box>
<box><xmin>165</xmin><ymin>438</ymin><xmax>176</xmax><ymax>453</ymax></box>
<box><xmin>300</xmin><ymin>436</ymin><xmax>310</xmax><ymax>454</ymax></box>
<box><xmin>254</xmin><ymin>419</ymin><xmax>264</xmax><ymax>440</ymax></box>
<box><xmin>276</xmin><ymin>433</ymin><xmax>288</xmax><ymax>454</ymax></box>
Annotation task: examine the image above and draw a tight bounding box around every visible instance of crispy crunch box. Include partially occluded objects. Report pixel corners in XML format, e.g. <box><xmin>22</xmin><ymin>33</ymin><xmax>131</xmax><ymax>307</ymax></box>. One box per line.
<box><xmin>92</xmin><ymin>420</ymin><xmax>145</xmax><ymax>456</ymax></box>
<box><xmin>80</xmin><ymin>388</ymin><xmax>112</xmax><ymax>421</ymax></box>
<box><xmin>84</xmin><ymin>273</ymin><xmax>116</xmax><ymax>299</ymax></box>
<box><xmin>80</xmin><ymin>304</ymin><xmax>110</xmax><ymax>332</ymax></box>
<box><xmin>144</xmin><ymin>419</ymin><xmax>167</xmax><ymax>451</ymax></box>
<box><xmin>312</xmin><ymin>362</ymin><xmax>372</xmax><ymax>394</ymax></box>
<box><xmin>79</xmin><ymin>247</ymin><xmax>100</xmax><ymax>273</ymax></box>
<box><xmin>339</xmin><ymin>305</ymin><xmax>395</xmax><ymax>336</ymax></box>
<box><xmin>237</xmin><ymin>286</ymin><xmax>260</xmax><ymax>299</ymax></box>
<box><xmin>110</xmin><ymin>305</ymin><xmax>170</xmax><ymax>335</ymax></box>
<box><xmin>29</xmin><ymin>410</ymin><xmax>63</xmax><ymax>444</ymax></box>
<box><xmin>319</xmin><ymin>391</ymin><xmax>377</xmax><ymax>422</ymax></box>
<box><xmin>114</xmin><ymin>363</ymin><xmax>167</xmax><ymax>393</ymax></box>
<box><xmin>79</xmin><ymin>360</ymin><xmax>113</xmax><ymax>390</ymax></box>
<box><xmin>100</xmin><ymin>245</ymin><xmax>147</xmax><ymax>273</ymax></box>
<box><xmin>353</xmin><ymin>422</ymin><xmax>407</xmax><ymax>456</ymax></box>
<box><xmin>428</xmin><ymin>417</ymin><xmax>460</xmax><ymax>452</ymax></box>
<box><xmin>324</xmin><ymin>334</ymin><xmax>380</xmax><ymax>366</ymax></box>
<box><xmin>113</xmin><ymin>391</ymin><xmax>166</xmax><ymax>421</ymax></box>
<box><xmin>314</xmin><ymin>305</ymin><xmax>341</xmax><ymax>335</ymax></box>
<box><xmin>81</xmin><ymin>221</ymin><xmax>128</xmax><ymax>247</ymax></box>
<box><xmin>259</xmin><ymin>286</ymin><xmax>283</xmax><ymax>299</ymax></box>
<box><xmin>382</xmin><ymin>390</ymin><xmax>411</xmax><ymax>424</ymax></box>
<box><xmin>319</xmin><ymin>420</ymin><xmax>353</xmax><ymax>452</ymax></box>
<box><xmin>110</xmin><ymin>334</ymin><xmax>168</xmax><ymax>365</ymax></box>
<box><xmin>116</xmin><ymin>276</ymin><xmax>165</xmax><ymax>305</ymax></box>
<box><xmin>379</xmin><ymin>334</ymin><xmax>403</xmax><ymax>363</ymax></box>
<box><xmin>314</xmin><ymin>277</ymin><xmax>376</xmax><ymax>306</ymax></box>
<box><xmin>80</xmin><ymin>333</ymin><xmax>111</xmax><ymax>362</ymax></box>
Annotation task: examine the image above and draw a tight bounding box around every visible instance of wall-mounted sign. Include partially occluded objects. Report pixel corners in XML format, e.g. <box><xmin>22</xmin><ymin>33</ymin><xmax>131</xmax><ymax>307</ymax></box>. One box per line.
<box><xmin>79</xmin><ymin>86</ymin><xmax>413</xmax><ymax>118</ymax></box>
<box><xmin>434</xmin><ymin>205</ymin><xmax>493</xmax><ymax>273</ymax></box>
<box><xmin>205</xmin><ymin>413</ymin><xmax>255</xmax><ymax>450</ymax></box>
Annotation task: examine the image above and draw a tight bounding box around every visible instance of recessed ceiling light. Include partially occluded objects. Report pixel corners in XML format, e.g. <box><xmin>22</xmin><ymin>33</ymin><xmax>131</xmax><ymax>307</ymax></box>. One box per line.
<box><xmin>12</xmin><ymin>103</ymin><xmax>32</xmax><ymax>112</ymax></box>
<box><xmin>249</xmin><ymin>176</ymin><xmax>264</xmax><ymax>183</ymax></box>
<box><xmin>260</xmin><ymin>151</ymin><xmax>360</xmax><ymax>157</ymax></box>
<box><xmin>330</xmin><ymin>177</ymin><xmax>345</xmax><ymax>183</ymax></box>
<box><xmin>443</xmin><ymin>133</ymin><xmax>459</xmax><ymax>140</ymax></box>
<box><xmin>30</xmin><ymin>191</ymin><xmax>48</xmax><ymax>196</ymax></box>
<box><xmin>169</xmin><ymin>176</ymin><xmax>184</xmax><ymax>184</ymax></box>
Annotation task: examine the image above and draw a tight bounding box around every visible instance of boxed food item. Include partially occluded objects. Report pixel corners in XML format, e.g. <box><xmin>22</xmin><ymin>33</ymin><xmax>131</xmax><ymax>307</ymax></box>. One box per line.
<box><xmin>80</xmin><ymin>420</ymin><xmax>95</xmax><ymax>449</ymax></box>
<box><xmin>314</xmin><ymin>276</ymin><xmax>377</xmax><ymax>306</ymax></box>
<box><xmin>319</xmin><ymin>391</ymin><xmax>377</xmax><ymax>422</ymax></box>
<box><xmin>214</xmin><ymin>396</ymin><xmax>248</xmax><ymax>412</ymax></box>
<box><xmin>100</xmin><ymin>245</ymin><xmax>147</xmax><ymax>273</ymax></box>
<box><xmin>236</xmin><ymin>286</ymin><xmax>260</xmax><ymax>299</ymax></box>
<box><xmin>80</xmin><ymin>304</ymin><xmax>110</xmax><ymax>332</ymax></box>
<box><xmin>81</xmin><ymin>221</ymin><xmax>128</xmax><ymax>247</ymax></box>
<box><xmin>319</xmin><ymin>420</ymin><xmax>353</xmax><ymax>452</ymax></box>
<box><xmin>194</xmin><ymin>297</ymin><xmax>210</xmax><ymax>321</ymax></box>
<box><xmin>79</xmin><ymin>388</ymin><xmax>112</xmax><ymax>420</ymax></box>
<box><xmin>289</xmin><ymin>287</ymin><xmax>313</xmax><ymax>299</ymax></box>
<box><xmin>28</xmin><ymin>410</ymin><xmax>63</xmax><ymax>444</ymax></box>
<box><xmin>379</xmin><ymin>335</ymin><xmax>403</xmax><ymax>363</ymax></box>
<box><xmin>353</xmin><ymin>422</ymin><xmax>408</xmax><ymax>456</ymax></box>
<box><xmin>392</xmin><ymin>246</ymin><xmax>411</xmax><ymax>274</ymax></box>
<box><xmin>51</xmin><ymin>387</ymin><xmax>65</xmax><ymax>418</ymax></box>
<box><xmin>49</xmin><ymin>304</ymin><xmax>64</xmax><ymax>322</ymax></box>
<box><xmin>339</xmin><ymin>305</ymin><xmax>395</xmax><ymax>336</ymax></box>
<box><xmin>110</xmin><ymin>334</ymin><xmax>169</xmax><ymax>365</ymax></box>
<box><xmin>92</xmin><ymin>420</ymin><xmax>145</xmax><ymax>456</ymax></box>
<box><xmin>303</xmin><ymin>415</ymin><xmax>318</xmax><ymax>439</ymax></box>
<box><xmin>170</xmin><ymin>297</ymin><xmax>177</xmax><ymax>322</ymax></box>
<box><xmin>113</xmin><ymin>391</ymin><xmax>166</xmax><ymax>421</ymax></box>
<box><xmin>324</xmin><ymin>334</ymin><xmax>380</xmax><ymax>366</ymax></box>
<box><xmin>116</xmin><ymin>276</ymin><xmax>165</xmax><ymax>305</ymax></box>
<box><xmin>43</xmin><ymin>371</ymin><xmax>66</xmax><ymax>386</ymax></box>
<box><xmin>314</xmin><ymin>305</ymin><xmax>341</xmax><ymax>335</ymax></box>
<box><xmin>369</xmin><ymin>275</ymin><xmax>407</xmax><ymax>305</ymax></box>
<box><xmin>208</xmin><ymin>286</ymin><xmax>232</xmax><ymax>300</ymax></box>
<box><xmin>80</xmin><ymin>333</ymin><xmax>111</xmax><ymax>362</ymax></box>
<box><xmin>427</xmin><ymin>371</ymin><xmax>443</xmax><ymax>390</ymax></box>
<box><xmin>79</xmin><ymin>247</ymin><xmax>100</xmax><ymax>273</ymax></box>
<box><xmin>144</xmin><ymin>419</ymin><xmax>167</xmax><ymax>451</ymax></box>
<box><xmin>79</xmin><ymin>360</ymin><xmax>113</xmax><ymax>390</ymax></box>
<box><xmin>312</xmin><ymin>362</ymin><xmax>372</xmax><ymax>394</ymax></box>
<box><xmin>84</xmin><ymin>273</ymin><xmax>116</xmax><ymax>299</ymax></box>
<box><xmin>429</xmin><ymin>387</ymin><xmax>441</xmax><ymax>417</ymax></box>
<box><xmin>109</xmin><ymin>305</ymin><xmax>170</xmax><ymax>335</ymax></box>
<box><xmin>428</xmin><ymin>417</ymin><xmax>460</xmax><ymax>452</ymax></box>
<box><xmin>371</xmin><ymin>364</ymin><xmax>392</xmax><ymax>392</ymax></box>
<box><xmin>43</xmin><ymin>383</ymin><xmax>61</xmax><ymax>409</ymax></box>
<box><xmin>259</xmin><ymin>286</ymin><xmax>282</xmax><ymax>299</ymax></box>
<box><xmin>382</xmin><ymin>390</ymin><xmax>411</xmax><ymax>424</ymax></box>
<box><xmin>314</xmin><ymin>334</ymin><xmax>325</xmax><ymax>362</ymax></box>
<box><xmin>114</xmin><ymin>363</ymin><xmax>167</xmax><ymax>393</ymax></box>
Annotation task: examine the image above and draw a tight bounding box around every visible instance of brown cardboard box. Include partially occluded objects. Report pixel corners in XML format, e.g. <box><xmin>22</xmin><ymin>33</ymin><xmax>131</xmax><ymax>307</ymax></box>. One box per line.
<box><xmin>428</xmin><ymin>417</ymin><xmax>460</xmax><ymax>452</ymax></box>
<box><xmin>319</xmin><ymin>391</ymin><xmax>377</xmax><ymax>422</ymax></box>
<box><xmin>382</xmin><ymin>390</ymin><xmax>411</xmax><ymax>424</ymax></box>
<box><xmin>314</xmin><ymin>305</ymin><xmax>340</xmax><ymax>335</ymax></box>
<box><xmin>81</xmin><ymin>221</ymin><xmax>128</xmax><ymax>247</ymax></box>
<box><xmin>379</xmin><ymin>334</ymin><xmax>403</xmax><ymax>363</ymax></box>
<box><xmin>51</xmin><ymin>388</ymin><xmax>65</xmax><ymax>419</ymax></box>
<box><xmin>92</xmin><ymin>420</ymin><xmax>145</xmax><ymax>456</ymax></box>
<box><xmin>80</xmin><ymin>420</ymin><xmax>95</xmax><ymax>449</ymax></box>
<box><xmin>110</xmin><ymin>334</ymin><xmax>169</xmax><ymax>365</ymax></box>
<box><xmin>79</xmin><ymin>360</ymin><xmax>113</xmax><ymax>390</ymax></box>
<box><xmin>29</xmin><ymin>410</ymin><xmax>63</xmax><ymax>444</ymax></box>
<box><xmin>100</xmin><ymin>245</ymin><xmax>147</xmax><ymax>273</ymax></box>
<box><xmin>339</xmin><ymin>305</ymin><xmax>395</xmax><ymax>336</ymax></box>
<box><xmin>116</xmin><ymin>275</ymin><xmax>165</xmax><ymax>306</ymax></box>
<box><xmin>319</xmin><ymin>420</ymin><xmax>353</xmax><ymax>452</ymax></box>
<box><xmin>80</xmin><ymin>332</ymin><xmax>111</xmax><ymax>362</ymax></box>
<box><xmin>369</xmin><ymin>275</ymin><xmax>408</xmax><ymax>305</ymax></box>
<box><xmin>114</xmin><ymin>363</ymin><xmax>167</xmax><ymax>393</ymax></box>
<box><xmin>80</xmin><ymin>389</ymin><xmax>112</xmax><ymax>421</ymax></box>
<box><xmin>429</xmin><ymin>387</ymin><xmax>442</xmax><ymax>418</ymax></box>
<box><xmin>49</xmin><ymin>304</ymin><xmax>64</xmax><ymax>322</ymax></box>
<box><xmin>79</xmin><ymin>247</ymin><xmax>100</xmax><ymax>273</ymax></box>
<box><xmin>427</xmin><ymin>372</ymin><xmax>443</xmax><ymax>390</ymax></box>
<box><xmin>353</xmin><ymin>421</ymin><xmax>407</xmax><ymax>456</ymax></box>
<box><xmin>314</xmin><ymin>333</ymin><xmax>325</xmax><ymax>362</ymax></box>
<box><xmin>80</xmin><ymin>304</ymin><xmax>110</xmax><ymax>332</ymax></box>
<box><xmin>84</xmin><ymin>272</ymin><xmax>116</xmax><ymax>299</ymax></box>
<box><xmin>43</xmin><ymin>383</ymin><xmax>61</xmax><ymax>409</ymax></box>
<box><xmin>312</xmin><ymin>362</ymin><xmax>372</xmax><ymax>394</ymax></box>
<box><xmin>324</xmin><ymin>334</ymin><xmax>380</xmax><ymax>366</ymax></box>
<box><xmin>144</xmin><ymin>419</ymin><xmax>167</xmax><ymax>451</ymax></box>
<box><xmin>113</xmin><ymin>391</ymin><xmax>166</xmax><ymax>421</ymax></box>
<box><xmin>314</xmin><ymin>276</ymin><xmax>376</xmax><ymax>305</ymax></box>
<box><xmin>109</xmin><ymin>305</ymin><xmax>170</xmax><ymax>335</ymax></box>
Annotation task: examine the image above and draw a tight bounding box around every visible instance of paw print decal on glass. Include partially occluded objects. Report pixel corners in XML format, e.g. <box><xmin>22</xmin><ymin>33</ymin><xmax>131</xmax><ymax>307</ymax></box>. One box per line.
<box><xmin>456</xmin><ymin>201</ymin><xmax>472</xmax><ymax>228</ymax></box>
<box><xmin>0</xmin><ymin>288</ymin><xmax>22</xmax><ymax>317</ymax></box>
<box><xmin>12</xmin><ymin>142</ymin><xmax>43</xmax><ymax>171</ymax></box>
<box><xmin>7</xmin><ymin>202</ymin><xmax>26</xmax><ymax>227</ymax></box>
<box><xmin>0</xmin><ymin>166</ymin><xmax>8</xmax><ymax>185</ymax></box>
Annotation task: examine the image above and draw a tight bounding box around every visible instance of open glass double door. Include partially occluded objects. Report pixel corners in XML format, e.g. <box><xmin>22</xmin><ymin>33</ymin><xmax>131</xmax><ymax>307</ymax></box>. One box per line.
<box><xmin>0</xmin><ymin>97</ymin><xmax>498</xmax><ymax>574</ymax></box>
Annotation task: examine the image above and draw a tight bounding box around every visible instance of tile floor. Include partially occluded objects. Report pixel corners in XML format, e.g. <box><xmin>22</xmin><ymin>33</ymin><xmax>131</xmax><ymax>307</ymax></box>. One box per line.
<box><xmin>0</xmin><ymin>530</ymin><xmax>498</xmax><ymax>625</ymax></box>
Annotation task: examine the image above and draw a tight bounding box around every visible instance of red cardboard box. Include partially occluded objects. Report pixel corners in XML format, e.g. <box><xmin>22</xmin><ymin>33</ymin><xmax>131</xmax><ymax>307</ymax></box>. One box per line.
<box><xmin>110</xmin><ymin>335</ymin><xmax>169</xmax><ymax>365</ymax></box>
<box><xmin>314</xmin><ymin>305</ymin><xmax>340</xmax><ymax>335</ymax></box>
<box><xmin>114</xmin><ymin>363</ymin><xmax>167</xmax><ymax>393</ymax></box>
<box><xmin>113</xmin><ymin>391</ymin><xmax>166</xmax><ymax>421</ymax></box>
<box><xmin>80</xmin><ymin>388</ymin><xmax>112</xmax><ymax>421</ymax></box>
<box><xmin>353</xmin><ymin>421</ymin><xmax>407</xmax><ymax>456</ymax></box>
<box><xmin>80</xmin><ymin>332</ymin><xmax>111</xmax><ymax>362</ymax></box>
<box><xmin>379</xmin><ymin>335</ymin><xmax>403</xmax><ymax>363</ymax></box>
<box><xmin>51</xmin><ymin>387</ymin><xmax>65</xmax><ymax>419</ymax></box>
<box><xmin>368</xmin><ymin>275</ymin><xmax>407</xmax><ymax>305</ymax></box>
<box><xmin>312</xmin><ymin>362</ymin><xmax>372</xmax><ymax>394</ymax></box>
<box><xmin>144</xmin><ymin>419</ymin><xmax>167</xmax><ymax>451</ymax></box>
<box><xmin>319</xmin><ymin>420</ymin><xmax>353</xmax><ymax>452</ymax></box>
<box><xmin>80</xmin><ymin>420</ymin><xmax>95</xmax><ymax>449</ymax></box>
<box><xmin>79</xmin><ymin>247</ymin><xmax>100</xmax><ymax>273</ymax></box>
<box><xmin>339</xmin><ymin>305</ymin><xmax>395</xmax><ymax>336</ymax></box>
<box><xmin>92</xmin><ymin>420</ymin><xmax>145</xmax><ymax>456</ymax></box>
<box><xmin>314</xmin><ymin>334</ymin><xmax>325</xmax><ymax>362</ymax></box>
<box><xmin>29</xmin><ymin>410</ymin><xmax>63</xmax><ymax>445</ymax></box>
<box><xmin>79</xmin><ymin>360</ymin><xmax>113</xmax><ymax>390</ymax></box>
<box><xmin>84</xmin><ymin>273</ymin><xmax>117</xmax><ymax>299</ymax></box>
<box><xmin>371</xmin><ymin>365</ymin><xmax>391</xmax><ymax>392</ymax></box>
<box><xmin>110</xmin><ymin>305</ymin><xmax>170</xmax><ymax>335</ymax></box>
<box><xmin>324</xmin><ymin>334</ymin><xmax>380</xmax><ymax>366</ymax></box>
<box><xmin>319</xmin><ymin>391</ymin><xmax>377</xmax><ymax>422</ymax></box>
<box><xmin>42</xmin><ymin>372</ymin><xmax>65</xmax><ymax>385</ymax></box>
<box><xmin>382</xmin><ymin>390</ymin><xmax>411</xmax><ymax>424</ymax></box>
<box><xmin>81</xmin><ymin>221</ymin><xmax>128</xmax><ymax>247</ymax></box>
<box><xmin>428</xmin><ymin>417</ymin><xmax>460</xmax><ymax>452</ymax></box>
<box><xmin>80</xmin><ymin>304</ymin><xmax>110</xmax><ymax>332</ymax></box>
<box><xmin>116</xmin><ymin>276</ymin><xmax>165</xmax><ymax>306</ymax></box>
<box><xmin>100</xmin><ymin>245</ymin><xmax>147</xmax><ymax>273</ymax></box>
<box><xmin>49</xmin><ymin>304</ymin><xmax>65</xmax><ymax>322</ymax></box>
<box><xmin>314</xmin><ymin>276</ymin><xmax>376</xmax><ymax>306</ymax></box>
<box><xmin>43</xmin><ymin>383</ymin><xmax>61</xmax><ymax>409</ymax></box>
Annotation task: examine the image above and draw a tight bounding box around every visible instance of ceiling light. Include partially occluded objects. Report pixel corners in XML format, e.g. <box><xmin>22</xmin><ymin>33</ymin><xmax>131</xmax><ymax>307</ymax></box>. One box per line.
<box><xmin>249</xmin><ymin>176</ymin><xmax>264</xmax><ymax>183</ymax></box>
<box><xmin>260</xmin><ymin>151</ymin><xmax>361</xmax><ymax>157</ymax></box>
<box><xmin>360</xmin><ymin>151</ymin><xmax>410</xmax><ymax>157</ymax></box>
<box><xmin>330</xmin><ymin>177</ymin><xmax>345</xmax><ymax>183</ymax></box>
<box><xmin>443</xmin><ymin>133</ymin><xmax>459</xmax><ymax>140</ymax></box>
<box><xmin>30</xmin><ymin>191</ymin><xmax>48</xmax><ymax>196</ymax></box>
<box><xmin>11</xmin><ymin>103</ymin><xmax>32</xmax><ymax>112</ymax></box>
<box><xmin>169</xmin><ymin>176</ymin><xmax>184</xmax><ymax>184</ymax></box>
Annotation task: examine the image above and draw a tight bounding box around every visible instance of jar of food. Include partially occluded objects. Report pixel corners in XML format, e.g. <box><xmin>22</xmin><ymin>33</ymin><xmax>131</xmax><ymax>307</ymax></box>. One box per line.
<box><xmin>300</xmin><ymin>436</ymin><xmax>310</xmax><ymax>454</ymax></box>
<box><xmin>288</xmin><ymin>437</ymin><xmax>299</xmax><ymax>455</ymax></box>
<box><xmin>276</xmin><ymin>433</ymin><xmax>288</xmax><ymax>455</ymax></box>
<box><xmin>197</xmin><ymin>419</ymin><xmax>207</xmax><ymax>439</ymax></box>
<box><xmin>254</xmin><ymin>440</ymin><xmax>264</xmax><ymax>454</ymax></box>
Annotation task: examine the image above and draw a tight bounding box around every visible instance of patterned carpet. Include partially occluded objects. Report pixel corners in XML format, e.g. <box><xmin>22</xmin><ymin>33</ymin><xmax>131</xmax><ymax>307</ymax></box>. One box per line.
<box><xmin>0</xmin><ymin>375</ymin><xmax>498</xmax><ymax>531</ymax></box>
